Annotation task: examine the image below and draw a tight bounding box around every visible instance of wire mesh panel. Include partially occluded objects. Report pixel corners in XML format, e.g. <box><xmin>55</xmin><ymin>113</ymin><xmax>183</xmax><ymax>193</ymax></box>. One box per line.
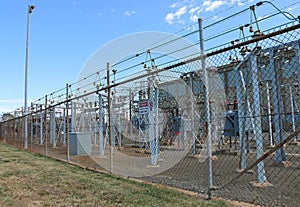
<box><xmin>0</xmin><ymin>2</ymin><xmax>300</xmax><ymax>206</ymax></box>
<box><xmin>206</xmin><ymin>25</ymin><xmax>300</xmax><ymax>206</ymax></box>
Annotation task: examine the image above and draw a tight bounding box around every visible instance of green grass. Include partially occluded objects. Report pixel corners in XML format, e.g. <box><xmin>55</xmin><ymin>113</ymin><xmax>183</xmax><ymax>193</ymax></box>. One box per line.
<box><xmin>0</xmin><ymin>143</ymin><xmax>227</xmax><ymax>207</ymax></box>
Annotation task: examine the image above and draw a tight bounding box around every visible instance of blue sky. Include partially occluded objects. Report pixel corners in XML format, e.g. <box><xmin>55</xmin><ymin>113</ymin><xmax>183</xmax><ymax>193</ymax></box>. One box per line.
<box><xmin>0</xmin><ymin>0</ymin><xmax>299</xmax><ymax>113</ymax></box>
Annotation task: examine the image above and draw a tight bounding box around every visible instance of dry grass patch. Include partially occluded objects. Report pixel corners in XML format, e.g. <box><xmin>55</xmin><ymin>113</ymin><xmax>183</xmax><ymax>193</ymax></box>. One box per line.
<box><xmin>0</xmin><ymin>143</ymin><xmax>227</xmax><ymax>207</ymax></box>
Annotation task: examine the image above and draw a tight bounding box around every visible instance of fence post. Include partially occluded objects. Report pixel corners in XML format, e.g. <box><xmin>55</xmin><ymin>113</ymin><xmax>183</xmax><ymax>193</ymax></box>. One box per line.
<box><xmin>30</xmin><ymin>108</ymin><xmax>33</xmax><ymax>150</ymax></box>
<box><xmin>107</xmin><ymin>62</ymin><xmax>113</xmax><ymax>174</ymax></box>
<box><xmin>66</xmin><ymin>83</ymin><xmax>70</xmax><ymax>162</ymax></box>
<box><xmin>44</xmin><ymin>95</ymin><xmax>48</xmax><ymax>156</ymax></box>
<box><xmin>24</xmin><ymin>112</ymin><xmax>28</xmax><ymax>149</ymax></box>
<box><xmin>40</xmin><ymin>105</ymin><xmax>43</xmax><ymax>145</ymax></box>
<box><xmin>198</xmin><ymin>18</ymin><xmax>213</xmax><ymax>197</ymax></box>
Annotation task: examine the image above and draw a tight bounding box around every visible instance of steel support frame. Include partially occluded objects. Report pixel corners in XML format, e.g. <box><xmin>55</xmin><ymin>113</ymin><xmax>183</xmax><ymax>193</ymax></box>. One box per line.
<box><xmin>269</xmin><ymin>49</ymin><xmax>287</xmax><ymax>162</ymax></box>
<box><xmin>250</xmin><ymin>53</ymin><xmax>266</xmax><ymax>183</ymax></box>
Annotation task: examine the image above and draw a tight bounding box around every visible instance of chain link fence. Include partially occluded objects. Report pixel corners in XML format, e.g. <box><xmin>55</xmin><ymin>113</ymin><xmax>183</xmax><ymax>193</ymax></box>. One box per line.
<box><xmin>1</xmin><ymin>3</ymin><xmax>300</xmax><ymax>206</ymax></box>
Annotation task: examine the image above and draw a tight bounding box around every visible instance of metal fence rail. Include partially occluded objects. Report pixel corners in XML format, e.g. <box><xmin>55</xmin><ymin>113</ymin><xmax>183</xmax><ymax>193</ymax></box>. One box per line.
<box><xmin>1</xmin><ymin>2</ymin><xmax>300</xmax><ymax>206</ymax></box>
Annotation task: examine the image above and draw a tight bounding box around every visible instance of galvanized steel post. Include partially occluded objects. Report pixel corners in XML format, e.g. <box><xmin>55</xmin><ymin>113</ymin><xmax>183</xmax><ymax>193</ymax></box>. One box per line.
<box><xmin>44</xmin><ymin>95</ymin><xmax>48</xmax><ymax>156</ymax></box>
<box><xmin>107</xmin><ymin>63</ymin><xmax>113</xmax><ymax>173</ymax></box>
<box><xmin>66</xmin><ymin>83</ymin><xmax>70</xmax><ymax>162</ymax></box>
<box><xmin>198</xmin><ymin>18</ymin><xmax>213</xmax><ymax>196</ymax></box>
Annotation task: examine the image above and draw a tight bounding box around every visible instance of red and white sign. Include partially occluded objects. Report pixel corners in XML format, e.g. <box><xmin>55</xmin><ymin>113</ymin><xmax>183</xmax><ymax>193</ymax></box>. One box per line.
<box><xmin>139</xmin><ymin>100</ymin><xmax>150</xmax><ymax>114</ymax></box>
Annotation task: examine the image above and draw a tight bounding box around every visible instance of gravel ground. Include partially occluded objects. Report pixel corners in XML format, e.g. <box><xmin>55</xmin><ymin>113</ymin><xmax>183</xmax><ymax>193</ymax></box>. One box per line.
<box><xmin>143</xmin><ymin>149</ymin><xmax>300</xmax><ymax>207</ymax></box>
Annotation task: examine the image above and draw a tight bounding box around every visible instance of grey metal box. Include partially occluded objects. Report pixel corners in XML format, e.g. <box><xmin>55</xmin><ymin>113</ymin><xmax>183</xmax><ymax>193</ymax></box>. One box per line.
<box><xmin>69</xmin><ymin>132</ymin><xmax>92</xmax><ymax>156</ymax></box>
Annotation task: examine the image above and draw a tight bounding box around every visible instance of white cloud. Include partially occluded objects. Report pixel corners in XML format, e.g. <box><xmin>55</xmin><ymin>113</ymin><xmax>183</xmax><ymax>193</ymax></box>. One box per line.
<box><xmin>203</xmin><ymin>0</ymin><xmax>226</xmax><ymax>12</ymax></box>
<box><xmin>124</xmin><ymin>11</ymin><xmax>136</xmax><ymax>16</ymax></box>
<box><xmin>237</xmin><ymin>2</ymin><xmax>244</xmax><ymax>6</ymax></box>
<box><xmin>202</xmin><ymin>0</ymin><xmax>211</xmax><ymax>7</ymax></box>
<box><xmin>190</xmin><ymin>14</ymin><xmax>199</xmax><ymax>22</ymax></box>
<box><xmin>165</xmin><ymin>13</ymin><xmax>175</xmax><ymax>24</ymax></box>
<box><xmin>231</xmin><ymin>0</ymin><xmax>245</xmax><ymax>6</ymax></box>
<box><xmin>189</xmin><ymin>6</ymin><xmax>201</xmax><ymax>14</ymax></box>
<box><xmin>170</xmin><ymin>3</ymin><xmax>178</xmax><ymax>8</ymax></box>
<box><xmin>166</xmin><ymin>0</ymin><xmax>247</xmax><ymax>25</ymax></box>
<box><xmin>178</xmin><ymin>19</ymin><xmax>186</xmax><ymax>25</ymax></box>
<box><xmin>175</xmin><ymin>6</ymin><xmax>187</xmax><ymax>18</ymax></box>
<box><xmin>165</xmin><ymin>6</ymin><xmax>187</xmax><ymax>25</ymax></box>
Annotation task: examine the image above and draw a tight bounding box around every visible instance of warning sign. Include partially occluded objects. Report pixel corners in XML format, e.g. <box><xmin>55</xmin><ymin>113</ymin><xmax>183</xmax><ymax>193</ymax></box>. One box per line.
<box><xmin>139</xmin><ymin>100</ymin><xmax>150</xmax><ymax>115</ymax></box>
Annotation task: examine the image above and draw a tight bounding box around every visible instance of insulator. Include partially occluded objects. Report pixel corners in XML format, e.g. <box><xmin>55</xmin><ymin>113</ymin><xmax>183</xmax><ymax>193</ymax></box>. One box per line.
<box><xmin>249</xmin><ymin>26</ymin><xmax>254</xmax><ymax>33</ymax></box>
